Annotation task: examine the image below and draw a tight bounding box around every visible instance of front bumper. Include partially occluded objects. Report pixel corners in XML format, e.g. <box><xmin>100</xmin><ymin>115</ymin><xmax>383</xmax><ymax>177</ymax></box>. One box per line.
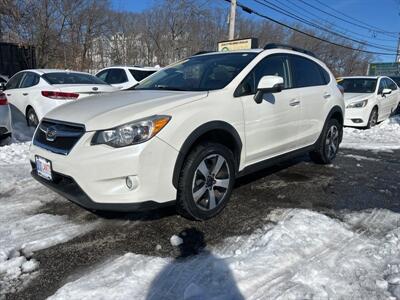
<box><xmin>344</xmin><ymin>107</ymin><xmax>370</xmax><ymax>127</ymax></box>
<box><xmin>29</xmin><ymin>132</ymin><xmax>179</xmax><ymax>210</ymax></box>
<box><xmin>30</xmin><ymin>165</ymin><xmax>175</xmax><ymax>211</ymax></box>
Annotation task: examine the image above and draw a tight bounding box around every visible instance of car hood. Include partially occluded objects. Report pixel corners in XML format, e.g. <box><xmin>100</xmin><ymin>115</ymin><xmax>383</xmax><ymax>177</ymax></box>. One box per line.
<box><xmin>344</xmin><ymin>93</ymin><xmax>373</xmax><ymax>103</ymax></box>
<box><xmin>45</xmin><ymin>90</ymin><xmax>208</xmax><ymax>131</ymax></box>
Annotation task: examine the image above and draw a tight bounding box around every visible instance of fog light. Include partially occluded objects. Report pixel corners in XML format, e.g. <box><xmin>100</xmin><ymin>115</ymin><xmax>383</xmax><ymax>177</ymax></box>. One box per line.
<box><xmin>126</xmin><ymin>176</ymin><xmax>138</xmax><ymax>190</ymax></box>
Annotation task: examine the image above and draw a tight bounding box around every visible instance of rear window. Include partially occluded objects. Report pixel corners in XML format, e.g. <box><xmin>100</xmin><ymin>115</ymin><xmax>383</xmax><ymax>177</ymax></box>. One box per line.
<box><xmin>129</xmin><ymin>69</ymin><xmax>156</xmax><ymax>81</ymax></box>
<box><xmin>43</xmin><ymin>72</ymin><xmax>107</xmax><ymax>85</ymax></box>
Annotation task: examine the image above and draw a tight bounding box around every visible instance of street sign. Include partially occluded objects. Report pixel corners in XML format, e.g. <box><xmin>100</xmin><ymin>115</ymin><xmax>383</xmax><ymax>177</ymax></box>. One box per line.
<box><xmin>217</xmin><ymin>38</ymin><xmax>258</xmax><ymax>51</ymax></box>
<box><xmin>367</xmin><ymin>63</ymin><xmax>400</xmax><ymax>76</ymax></box>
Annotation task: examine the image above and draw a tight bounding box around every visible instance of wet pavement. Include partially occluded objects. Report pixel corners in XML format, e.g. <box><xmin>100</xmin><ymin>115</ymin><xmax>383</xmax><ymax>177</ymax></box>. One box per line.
<box><xmin>8</xmin><ymin>148</ymin><xmax>400</xmax><ymax>300</ymax></box>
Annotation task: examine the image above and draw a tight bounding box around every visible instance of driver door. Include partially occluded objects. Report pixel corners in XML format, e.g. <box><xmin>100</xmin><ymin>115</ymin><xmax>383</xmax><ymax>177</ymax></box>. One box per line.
<box><xmin>237</xmin><ymin>54</ymin><xmax>301</xmax><ymax>165</ymax></box>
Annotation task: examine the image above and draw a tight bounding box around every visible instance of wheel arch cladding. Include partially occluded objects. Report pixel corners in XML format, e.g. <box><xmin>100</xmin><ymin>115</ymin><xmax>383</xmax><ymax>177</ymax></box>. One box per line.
<box><xmin>325</xmin><ymin>105</ymin><xmax>344</xmax><ymax>142</ymax></box>
<box><xmin>172</xmin><ymin>121</ymin><xmax>242</xmax><ymax>189</ymax></box>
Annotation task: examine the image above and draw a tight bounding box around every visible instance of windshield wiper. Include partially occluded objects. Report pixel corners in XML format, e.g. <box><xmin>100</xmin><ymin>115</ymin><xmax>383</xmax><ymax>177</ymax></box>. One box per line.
<box><xmin>153</xmin><ymin>85</ymin><xmax>188</xmax><ymax>91</ymax></box>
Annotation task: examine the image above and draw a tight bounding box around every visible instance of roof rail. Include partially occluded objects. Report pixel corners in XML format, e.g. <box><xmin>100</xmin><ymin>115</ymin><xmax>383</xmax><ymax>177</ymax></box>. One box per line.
<box><xmin>193</xmin><ymin>51</ymin><xmax>214</xmax><ymax>56</ymax></box>
<box><xmin>264</xmin><ymin>43</ymin><xmax>316</xmax><ymax>58</ymax></box>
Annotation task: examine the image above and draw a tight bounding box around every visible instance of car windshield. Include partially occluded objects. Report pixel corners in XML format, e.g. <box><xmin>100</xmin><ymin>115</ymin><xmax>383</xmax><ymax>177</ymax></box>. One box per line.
<box><xmin>133</xmin><ymin>53</ymin><xmax>257</xmax><ymax>91</ymax></box>
<box><xmin>338</xmin><ymin>78</ymin><xmax>377</xmax><ymax>93</ymax></box>
<box><xmin>43</xmin><ymin>72</ymin><xmax>108</xmax><ymax>85</ymax></box>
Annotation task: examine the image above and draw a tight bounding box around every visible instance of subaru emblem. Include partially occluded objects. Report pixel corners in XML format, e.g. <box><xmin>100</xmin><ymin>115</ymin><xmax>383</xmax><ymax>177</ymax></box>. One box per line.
<box><xmin>46</xmin><ymin>126</ymin><xmax>57</xmax><ymax>142</ymax></box>
<box><xmin>92</xmin><ymin>87</ymin><xmax>98</xmax><ymax>91</ymax></box>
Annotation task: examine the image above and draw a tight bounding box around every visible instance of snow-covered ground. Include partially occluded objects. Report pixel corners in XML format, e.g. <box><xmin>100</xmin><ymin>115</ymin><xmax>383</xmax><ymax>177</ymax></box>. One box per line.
<box><xmin>0</xmin><ymin>112</ymin><xmax>399</xmax><ymax>299</ymax></box>
<box><xmin>48</xmin><ymin>209</ymin><xmax>400</xmax><ymax>300</ymax></box>
<box><xmin>342</xmin><ymin>115</ymin><xmax>400</xmax><ymax>151</ymax></box>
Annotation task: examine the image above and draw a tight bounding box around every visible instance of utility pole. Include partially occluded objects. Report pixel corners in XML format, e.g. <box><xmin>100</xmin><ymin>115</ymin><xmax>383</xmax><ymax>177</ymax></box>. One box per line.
<box><xmin>396</xmin><ymin>33</ymin><xmax>400</xmax><ymax>62</ymax></box>
<box><xmin>228</xmin><ymin>0</ymin><xmax>237</xmax><ymax>40</ymax></box>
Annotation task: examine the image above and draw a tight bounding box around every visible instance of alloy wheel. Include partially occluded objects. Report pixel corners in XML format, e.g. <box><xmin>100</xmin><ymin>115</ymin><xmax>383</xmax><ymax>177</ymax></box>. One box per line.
<box><xmin>325</xmin><ymin>125</ymin><xmax>339</xmax><ymax>160</ymax></box>
<box><xmin>369</xmin><ymin>110</ymin><xmax>378</xmax><ymax>128</ymax></box>
<box><xmin>191</xmin><ymin>154</ymin><xmax>230</xmax><ymax>211</ymax></box>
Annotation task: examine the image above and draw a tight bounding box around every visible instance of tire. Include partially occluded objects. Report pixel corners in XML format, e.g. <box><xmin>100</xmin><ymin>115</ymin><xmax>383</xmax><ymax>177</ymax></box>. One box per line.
<box><xmin>26</xmin><ymin>107</ymin><xmax>39</xmax><ymax>128</ymax></box>
<box><xmin>176</xmin><ymin>142</ymin><xmax>236</xmax><ymax>220</ymax></box>
<box><xmin>310</xmin><ymin>118</ymin><xmax>342</xmax><ymax>164</ymax></box>
<box><xmin>366</xmin><ymin>107</ymin><xmax>378</xmax><ymax>129</ymax></box>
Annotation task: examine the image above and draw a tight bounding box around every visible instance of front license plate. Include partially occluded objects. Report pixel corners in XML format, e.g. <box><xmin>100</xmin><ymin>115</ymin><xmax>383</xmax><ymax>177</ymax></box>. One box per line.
<box><xmin>35</xmin><ymin>156</ymin><xmax>53</xmax><ymax>181</ymax></box>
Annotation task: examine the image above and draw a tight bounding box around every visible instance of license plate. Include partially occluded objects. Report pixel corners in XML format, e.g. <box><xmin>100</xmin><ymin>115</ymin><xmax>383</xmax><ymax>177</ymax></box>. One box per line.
<box><xmin>35</xmin><ymin>156</ymin><xmax>53</xmax><ymax>181</ymax></box>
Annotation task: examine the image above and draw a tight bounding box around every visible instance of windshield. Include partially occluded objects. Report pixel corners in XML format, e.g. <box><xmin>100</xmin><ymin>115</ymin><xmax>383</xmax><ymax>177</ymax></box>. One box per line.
<box><xmin>134</xmin><ymin>53</ymin><xmax>257</xmax><ymax>91</ymax></box>
<box><xmin>338</xmin><ymin>78</ymin><xmax>377</xmax><ymax>93</ymax></box>
<box><xmin>43</xmin><ymin>72</ymin><xmax>108</xmax><ymax>85</ymax></box>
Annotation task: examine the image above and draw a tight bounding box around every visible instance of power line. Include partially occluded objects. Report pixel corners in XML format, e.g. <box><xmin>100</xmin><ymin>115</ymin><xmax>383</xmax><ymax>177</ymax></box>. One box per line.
<box><xmin>222</xmin><ymin>0</ymin><xmax>398</xmax><ymax>56</ymax></box>
<box><xmin>298</xmin><ymin>0</ymin><xmax>398</xmax><ymax>38</ymax></box>
<box><xmin>281</xmin><ymin>0</ymin><xmax>397</xmax><ymax>42</ymax></box>
<box><xmin>312</xmin><ymin>0</ymin><xmax>398</xmax><ymax>36</ymax></box>
<box><xmin>256</xmin><ymin>0</ymin><xmax>399</xmax><ymax>52</ymax></box>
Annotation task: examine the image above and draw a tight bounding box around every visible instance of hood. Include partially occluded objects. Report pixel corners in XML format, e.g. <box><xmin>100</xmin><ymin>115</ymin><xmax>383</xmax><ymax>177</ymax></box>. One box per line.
<box><xmin>45</xmin><ymin>90</ymin><xmax>208</xmax><ymax>130</ymax></box>
<box><xmin>344</xmin><ymin>93</ymin><xmax>373</xmax><ymax>103</ymax></box>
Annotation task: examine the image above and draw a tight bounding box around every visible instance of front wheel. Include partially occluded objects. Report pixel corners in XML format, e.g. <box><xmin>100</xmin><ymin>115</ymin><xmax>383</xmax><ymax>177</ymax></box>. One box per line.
<box><xmin>310</xmin><ymin>118</ymin><xmax>342</xmax><ymax>164</ymax></box>
<box><xmin>366</xmin><ymin>107</ymin><xmax>378</xmax><ymax>129</ymax></box>
<box><xmin>177</xmin><ymin>142</ymin><xmax>236</xmax><ymax>220</ymax></box>
<box><xmin>26</xmin><ymin>107</ymin><xmax>39</xmax><ymax>128</ymax></box>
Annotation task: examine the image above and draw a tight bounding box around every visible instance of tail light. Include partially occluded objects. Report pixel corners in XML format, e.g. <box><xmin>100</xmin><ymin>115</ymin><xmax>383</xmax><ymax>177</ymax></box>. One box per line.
<box><xmin>0</xmin><ymin>93</ymin><xmax>8</xmax><ymax>105</ymax></box>
<box><xmin>41</xmin><ymin>91</ymin><xmax>79</xmax><ymax>100</ymax></box>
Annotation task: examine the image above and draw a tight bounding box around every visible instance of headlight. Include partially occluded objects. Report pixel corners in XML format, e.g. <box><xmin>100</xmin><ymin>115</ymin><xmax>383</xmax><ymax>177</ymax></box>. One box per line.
<box><xmin>346</xmin><ymin>99</ymin><xmax>368</xmax><ymax>108</ymax></box>
<box><xmin>91</xmin><ymin>115</ymin><xmax>171</xmax><ymax>147</ymax></box>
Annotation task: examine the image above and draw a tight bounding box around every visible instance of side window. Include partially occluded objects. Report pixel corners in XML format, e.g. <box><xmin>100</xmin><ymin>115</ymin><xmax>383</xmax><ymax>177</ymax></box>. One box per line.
<box><xmin>5</xmin><ymin>72</ymin><xmax>24</xmax><ymax>90</ymax></box>
<box><xmin>129</xmin><ymin>69</ymin><xmax>156</xmax><ymax>82</ymax></box>
<box><xmin>106</xmin><ymin>69</ymin><xmax>128</xmax><ymax>84</ymax></box>
<box><xmin>385</xmin><ymin>78</ymin><xmax>397</xmax><ymax>90</ymax></box>
<box><xmin>20</xmin><ymin>72</ymin><xmax>40</xmax><ymax>88</ymax></box>
<box><xmin>96</xmin><ymin>70</ymin><xmax>109</xmax><ymax>82</ymax></box>
<box><xmin>320</xmin><ymin>67</ymin><xmax>331</xmax><ymax>84</ymax></box>
<box><xmin>290</xmin><ymin>55</ymin><xmax>325</xmax><ymax>88</ymax></box>
<box><xmin>235</xmin><ymin>55</ymin><xmax>289</xmax><ymax>97</ymax></box>
<box><xmin>377</xmin><ymin>79</ymin><xmax>386</xmax><ymax>94</ymax></box>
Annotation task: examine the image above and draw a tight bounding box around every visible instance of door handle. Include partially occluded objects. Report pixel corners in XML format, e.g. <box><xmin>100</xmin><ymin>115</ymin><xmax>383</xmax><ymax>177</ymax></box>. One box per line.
<box><xmin>289</xmin><ymin>99</ymin><xmax>301</xmax><ymax>106</ymax></box>
<box><xmin>6</xmin><ymin>94</ymin><xmax>11</xmax><ymax>96</ymax></box>
<box><xmin>323</xmin><ymin>92</ymin><xmax>331</xmax><ymax>99</ymax></box>
<box><xmin>23</xmin><ymin>93</ymin><xmax>29</xmax><ymax>96</ymax></box>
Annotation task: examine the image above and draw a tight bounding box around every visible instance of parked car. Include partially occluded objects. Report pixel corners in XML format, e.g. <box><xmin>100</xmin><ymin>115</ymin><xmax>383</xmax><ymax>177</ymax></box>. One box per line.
<box><xmin>95</xmin><ymin>66</ymin><xmax>158</xmax><ymax>90</ymax></box>
<box><xmin>0</xmin><ymin>92</ymin><xmax>12</xmax><ymax>142</ymax></box>
<box><xmin>338</xmin><ymin>76</ymin><xmax>400</xmax><ymax>128</ymax></box>
<box><xmin>30</xmin><ymin>44</ymin><xmax>344</xmax><ymax>220</ymax></box>
<box><xmin>4</xmin><ymin>69</ymin><xmax>116</xmax><ymax>127</ymax></box>
<box><xmin>0</xmin><ymin>74</ymin><xmax>9</xmax><ymax>91</ymax></box>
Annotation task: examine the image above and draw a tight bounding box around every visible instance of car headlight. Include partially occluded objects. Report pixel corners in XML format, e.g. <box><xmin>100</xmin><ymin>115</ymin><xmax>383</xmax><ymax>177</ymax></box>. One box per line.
<box><xmin>91</xmin><ymin>115</ymin><xmax>171</xmax><ymax>147</ymax></box>
<box><xmin>346</xmin><ymin>99</ymin><xmax>368</xmax><ymax>108</ymax></box>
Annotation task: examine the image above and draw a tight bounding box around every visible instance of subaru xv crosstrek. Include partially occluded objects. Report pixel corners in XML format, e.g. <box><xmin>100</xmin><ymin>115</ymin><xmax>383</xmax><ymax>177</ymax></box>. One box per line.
<box><xmin>30</xmin><ymin>44</ymin><xmax>344</xmax><ymax>220</ymax></box>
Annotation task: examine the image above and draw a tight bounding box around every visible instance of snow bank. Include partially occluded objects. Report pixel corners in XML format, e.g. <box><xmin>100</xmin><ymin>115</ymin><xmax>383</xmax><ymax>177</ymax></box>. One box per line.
<box><xmin>0</xmin><ymin>142</ymin><xmax>30</xmax><ymax>165</ymax></box>
<box><xmin>49</xmin><ymin>209</ymin><xmax>400</xmax><ymax>300</ymax></box>
<box><xmin>342</xmin><ymin>115</ymin><xmax>400</xmax><ymax>151</ymax></box>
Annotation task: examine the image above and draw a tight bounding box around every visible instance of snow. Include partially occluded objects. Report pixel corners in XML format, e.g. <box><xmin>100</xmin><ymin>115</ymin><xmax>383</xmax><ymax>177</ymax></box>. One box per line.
<box><xmin>49</xmin><ymin>209</ymin><xmax>400</xmax><ymax>300</ymax></box>
<box><xmin>342</xmin><ymin>115</ymin><xmax>400</xmax><ymax>151</ymax></box>
<box><xmin>0</xmin><ymin>137</ymin><xmax>97</xmax><ymax>296</ymax></box>
<box><xmin>170</xmin><ymin>235</ymin><xmax>183</xmax><ymax>247</ymax></box>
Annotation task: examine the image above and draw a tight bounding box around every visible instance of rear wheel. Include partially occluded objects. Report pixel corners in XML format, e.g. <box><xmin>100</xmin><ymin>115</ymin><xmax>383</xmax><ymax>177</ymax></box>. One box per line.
<box><xmin>366</xmin><ymin>107</ymin><xmax>378</xmax><ymax>129</ymax></box>
<box><xmin>310</xmin><ymin>118</ymin><xmax>341</xmax><ymax>164</ymax></box>
<box><xmin>26</xmin><ymin>107</ymin><xmax>39</xmax><ymax>128</ymax></box>
<box><xmin>177</xmin><ymin>142</ymin><xmax>236</xmax><ymax>220</ymax></box>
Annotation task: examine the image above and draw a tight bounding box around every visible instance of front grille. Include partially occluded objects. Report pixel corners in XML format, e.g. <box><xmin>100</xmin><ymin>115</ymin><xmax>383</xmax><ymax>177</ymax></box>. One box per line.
<box><xmin>33</xmin><ymin>119</ymin><xmax>85</xmax><ymax>155</ymax></box>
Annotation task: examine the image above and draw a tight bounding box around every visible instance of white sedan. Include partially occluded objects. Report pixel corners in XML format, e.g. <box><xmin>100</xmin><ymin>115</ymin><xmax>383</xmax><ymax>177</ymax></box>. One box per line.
<box><xmin>339</xmin><ymin>76</ymin><xmax>400</xmax><ymax>128</ymax></box>
<box><xmin>4</xmin><ymin>69</ymin><xmax>116</xmax><ymax>127</ymax></box>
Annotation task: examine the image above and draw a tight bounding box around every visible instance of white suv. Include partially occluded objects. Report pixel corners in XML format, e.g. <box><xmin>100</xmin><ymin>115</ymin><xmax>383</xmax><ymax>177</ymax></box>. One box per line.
<box><xmin>30</xmin><ymin>44</ymin><xmax>344</xmax><ymax>220</ymax></box>
<box><xmin>95</xmin><ymin>66</ymin><xmax>158</xmax><ymax>90</ymax></box>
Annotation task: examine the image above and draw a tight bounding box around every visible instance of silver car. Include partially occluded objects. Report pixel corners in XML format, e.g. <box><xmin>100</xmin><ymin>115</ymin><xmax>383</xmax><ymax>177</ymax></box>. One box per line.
<box><xmin>0</xmin><ymin>92</ymin><xmax>12</xmax><ymax>141</ymax></box>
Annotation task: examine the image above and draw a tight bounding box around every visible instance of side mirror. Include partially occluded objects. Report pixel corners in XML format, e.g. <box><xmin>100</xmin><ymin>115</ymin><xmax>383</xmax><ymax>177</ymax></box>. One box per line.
<box><xmin>254</xmin><ymin>76</ymin><xmax>284</xmax><ymax>104</ymax></box>
<box><xmin>382</xmin><ymin>88</ymin><xmax>392</xmax><ymax>96</ymax></box>
<box><xmin>0</xmin><ymin>83</ymin><xmax>5</xmax><ymax>91</ymax></box>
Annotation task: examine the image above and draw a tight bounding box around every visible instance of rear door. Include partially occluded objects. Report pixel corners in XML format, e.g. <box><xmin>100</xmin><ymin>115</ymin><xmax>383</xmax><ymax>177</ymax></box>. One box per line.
<box><xmin>288</xmin><ymin>54</ymin><xmax>331</xmax><ymax>147</ymax></box>
<box><xmin>18</xmin><ymin>72</ymin><xmax>41</xmax><ymax>113</ymax></box>
<box><xmin>4</xmin><ymin>72</ymin><xmax>25</xmax><ymax>114</ymax></box>
<box><xmin>238</xmin><ymin>54</ymin><xmax>301</xmax><ymax>164</ymax></box>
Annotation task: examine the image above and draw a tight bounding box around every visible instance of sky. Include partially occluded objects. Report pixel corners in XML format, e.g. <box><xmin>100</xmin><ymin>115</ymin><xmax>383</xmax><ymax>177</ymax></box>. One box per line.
<box><xmin>111</xmin><ymin>0</ymin><xmax>400</xmax><ymax>62</ymax></box>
